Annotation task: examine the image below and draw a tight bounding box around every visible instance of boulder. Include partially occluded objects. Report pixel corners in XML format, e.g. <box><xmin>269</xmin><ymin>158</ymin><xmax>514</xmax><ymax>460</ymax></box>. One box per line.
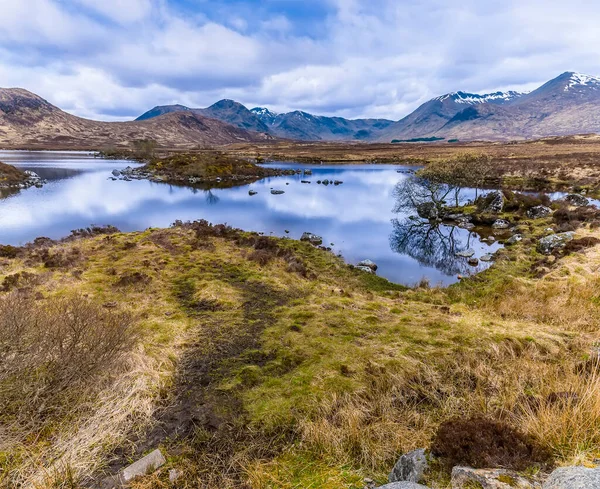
<box><xmin>417</xmin><ymin>202</ymin><xmax>439</xmax><ymax>221</ymax></box>
<box><xmin>300</xmin><ymin>232</ymin><xmax>323</xmax><ymax>246</ymax></box>
<box><xmin>378</xmin><ymin>483</ymin><xmax>431</xmax><ymax>489</ymax></box>
<box><xmin>249</xmin><ymin>190</ymin><xmax>258</xmax><ymax>196</ymax></box>
<box><xmin>565</xmin><ymin>194</ymin><xmax>589</xmax><ymax>207</ymax></box>
<box><xmin>542</xmin><ymin>466</ymin><xmax>600</xmax><ymax>489</ymax></box>
<box><xmin>456</xmin><ymin>249</ymin><xmax>476</xmax><ymax>258</ymax></box>
<box><xmin>458</xmin><ymin>222</ymin><xmax>475</xmax><ymax>230</ymax></box>
<box><xmin>356</xmin><ymin>265</ymin><xmax>376</xmax><ymax>274</ymax></box>
<box><xmin>484</xmin><ymin>191</ymin><xmax>505</xmax><ymax>213</ymax></box>
<box><xmin>358</xmin><ymin>259</ymin><xmax>378</xmax><ymax>272</ymax></box>
<box><xmin>121</xmin><ymin>449</ymin><xmax>166</xmax><ymax>483</ymax></box>
<box><xmin>468</xmin><ymin>257</ymin><xmax>479</xmax><ymax>266</ymax></box>
<box><xmin>389</xmin><ymin>449</ymin><xmax>429</xmax><ymax>484</ymax></box>
<box><xmin>451</xmin><ymin>466</ymin><xmax>536</xmax><ymax>489</ymax></box>
<box><xmin>506</xmin><ymin>234</ymin><xmax>523</xmax><ymax>245</ymax></box>
<box><xmin>271</xmin><ymin>189</ymin><xmax>285</xmax><ymax>195</ymax></box>
<box><xmin>112</xmin><ymin>169</ymin><xmax>121</xmax><ymax>177</ymax></box>
<box><xmin>527</xmin><ymin>206</ymin><xmax>553</xmax><ymax>219</ymax></box>
<box><xmin>492</xmin><ymin>219</ymin><xmax>510</xmax><ymax>230</ymax></box>
<box><xmin>537</xmin><ymin>232</ymin><xmax>574</xmax><ymax>255</ymax></box>
<box><xmin>480</xmin><ymin>254</ymin><xmax>495</xmax><ymax>262</ymax></box>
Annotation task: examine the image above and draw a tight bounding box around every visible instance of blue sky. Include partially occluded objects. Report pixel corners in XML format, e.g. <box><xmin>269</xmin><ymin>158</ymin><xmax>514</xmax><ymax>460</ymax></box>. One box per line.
<box><xmin>1</xmin><ymin>0</ymin><xmax>600</xmax><ymax>121</ymax></box>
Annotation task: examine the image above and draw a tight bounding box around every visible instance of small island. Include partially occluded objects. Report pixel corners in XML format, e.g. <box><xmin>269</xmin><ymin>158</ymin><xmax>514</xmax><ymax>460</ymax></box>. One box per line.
<box><xmin>0</xmin><ymin>161</ymin><xmax>45</xmax><ymax>189</ymax></box>
<box><xmin>117</xmin><ymin>152</ymin><xmax>298</xmax><ymax>188</ymax></box>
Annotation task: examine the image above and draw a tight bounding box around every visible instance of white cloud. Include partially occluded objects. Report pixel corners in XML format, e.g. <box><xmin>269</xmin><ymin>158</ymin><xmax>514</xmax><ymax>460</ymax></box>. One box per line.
<box><xmin>2</xmin><ymin>0</ymin><xmax>600</xmax><ymax>121</ymax></box>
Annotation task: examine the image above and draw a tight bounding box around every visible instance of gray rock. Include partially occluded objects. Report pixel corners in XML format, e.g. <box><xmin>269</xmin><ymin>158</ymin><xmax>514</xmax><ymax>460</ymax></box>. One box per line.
<box><xmin>484</xmin><ymin>191</ymin><xmax>505</xmax><ymax>213</ymax></box>
<box><xmin>358</xmin><ymin>259</ymin><xmax>378</xmax><ymax>271</ymax></box>
<box><xmin>112</xmin><ymin>169</ymin><xmax>121</xmax><ymax>177</ymax></box>
<box><xmin>527</xmin><ymin>205</ymin><xmax>553</xmax><ymax>219</ymax></box>
<box><xmin>169</xmin><ymin>469</ymin><xmax>180</xmax><ymax>483</ymax></box>
<box><xmin>271</xmin><ymin>189</ymin><xmax>285</xmax><ymax>195</ymax></box>
<box><xmin>389</xmin><ymin>449</ymin><xmax>429</xmax><ymax>484</ymax></box>
<box><xmin>356</xmin><ymin>265</ymin><xmax>375</xmax><ymax>274</ymax></box>
<box><xmin>456</xmin><ymin>249</ymin><xmax>476</xmax><ymax>258</ymax></box>
<box><xmin>480</xmin><ymin>253</ymin><xmax>495</xmax><ymax>262</ymax></box>
<box><xmin>566</xmin><ymin>194</ymin><xmax>590</xmax><ymax>207</ymax></box>
<box><xmin>451</xmin><ymin>466</ymin><xmax>536</xmax><ymax>489</ymax></box>
<box><xmin>300</xmin><ymin>232</ymin><xmax>323</xmax><ymax>246</ymax></box>
<box><xmin>543</xmin><ymin>466</ymin><xmax>600</xmax><ymax>489</ymax></box>
<box><xmin>121</xmin><ymin>449</ymin><xmax>166</xmax><ymax>482</ymax></box>
<box><xmin>537</xmin><ymin>232</ymin><xmax>574</xmax><ymax>255</ymax></box>
<box><xmin>249</xmin><ymin>190</ymin><xmax>258</xmax><ymax>196</ymax></box>
<box><xmin>378</xmin><ymin>483</ymin><xmax>431</xmax><ymax>489</ymax></box>
<box><xmin>506</xmin><ymin>234</ymin><xmax>523</xmax><ymax>245</ymax></box>
<box><xmin>492</xmin><ymin>219</ymin><xmax>510</xmax><ymax>229</ymax></box>
<box><xmin>417</xmin><ymin>202</ymin><xmax>439</xmax><ymax>220</ymax></box>
<box><xmin>458</xmin><ymin>222</ymin><xmax>475</xmax><ymax>230</ymax></box>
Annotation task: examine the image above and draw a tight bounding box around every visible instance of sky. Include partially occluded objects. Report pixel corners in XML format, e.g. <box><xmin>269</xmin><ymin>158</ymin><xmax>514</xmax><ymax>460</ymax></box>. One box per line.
<box><xmin>1</xmin><ymin>0</ymin><xmax>600</xmax><ymax>121</ymax></box>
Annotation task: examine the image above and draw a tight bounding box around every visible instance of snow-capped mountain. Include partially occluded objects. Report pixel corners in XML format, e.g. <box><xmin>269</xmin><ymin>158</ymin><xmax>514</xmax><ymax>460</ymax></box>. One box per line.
<box><xmin>250</xmin><ymin>107</ymin><xmax>278</xmax><ymax>125</ymax></box>
<box><xmin>435</xmin><ymin>90</ymin><xmax>524</xmax><ymax>105</ymax></box>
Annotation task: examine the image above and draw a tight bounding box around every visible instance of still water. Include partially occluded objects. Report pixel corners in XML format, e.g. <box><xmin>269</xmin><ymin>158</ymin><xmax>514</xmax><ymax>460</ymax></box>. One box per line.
<box><xmin>0</xmin><ymin>151</ymin><xmax>502</xmax><ymax>286</ymax></box>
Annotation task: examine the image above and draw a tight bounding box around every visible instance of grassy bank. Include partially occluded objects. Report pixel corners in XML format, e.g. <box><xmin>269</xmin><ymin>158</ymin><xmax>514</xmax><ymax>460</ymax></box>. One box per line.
<box><xmin>1</xmin><ymin>209</ymin><xmax>600</xmax><ymax>487</ymax></box>
<box><xmin>0</xmin><ymin>161</ymin><xmax>27</xmax><ymax>187</ymax></box>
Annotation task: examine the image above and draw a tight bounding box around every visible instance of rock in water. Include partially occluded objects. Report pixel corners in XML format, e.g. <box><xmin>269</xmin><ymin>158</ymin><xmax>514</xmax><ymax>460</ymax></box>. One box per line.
<box><xmin>300</xmin><ymin>232</ymin><xmax>323</xmax><ymax>246</ymax></box>
<box><xmin>537</xmin><ymin>232</ymin><xmax>574</xmax><ymax>255</ymax></box>
<box><xmin>452</xmin><ymin>466</ymin><xmax>536</xmax><ymax>489</ymax></box>
<box><xmin>417</xmin><ymin>202</ymin><xmax>439</xmax><ymax>220</ymax></box>
<box><xmin>271</xmin><ymin>189</ymin><xmax>285</xmax><ymax>195</ymax></box>
<box><xmin>468</xmin><ymin>257</ymin><xmax>479</xmax><ymax>266</ymax></box>
<box><xmin>249</xmin><ymin>190</ymin><xmax>258</xmax><ymax>196</ymax></box>
<box><xmin>358</xmin><ymin>259</ymin><xmax>378</xmax><ymax>272</ymax></box>
<box><xmin>455</xmin><ymin>249</ymin><xmax>475</xmax><ymax>258</ymax></box>
<box><xmin>484</xmin><ymin>191</ymin><xmax>505</xmax><ymax>213</ymax></box>
<box><xmin>565</xmin><ymin>194</ymin><xmax>589</xmax><ymax>207</ymax></box>
<box><xmin>389</xmin><ymin>449</ymin><xmax>429</xmax><ymax>484</ymax></box>
<box><xmin>527</xmin><ymin>205</ymin><xmax>552</xmax><ymax>219</ymax></box>
<box><xmin>543</xmin><ymin>466</ymin><xmax>600</xmax><ymax>489</ymax></box>
<box><xmin>112</xmin><ymin>169</ymin><xmax>121</xmax><ymax>177</ymax></box>
<box><xmin>480</xmin><ymin>253</ymin><xmax>495</xmax><ymax>262</ymax></box>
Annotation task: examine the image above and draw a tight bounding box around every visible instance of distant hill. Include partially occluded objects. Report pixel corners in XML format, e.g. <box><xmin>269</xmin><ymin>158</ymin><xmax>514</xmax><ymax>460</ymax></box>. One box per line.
<box><xmin>138</xmin><ymin>101</ymin><xmax>395</xmax><ymax>141</ymax></box>
<box><xmin>0</xmin><ymin>89</ymin><xmax>271</xmax><ymax>149</ymax></box>
<box><xmin>380</xmin><ymin>72</ymin><xmax>600</xmax><ymax>142</ymax></box>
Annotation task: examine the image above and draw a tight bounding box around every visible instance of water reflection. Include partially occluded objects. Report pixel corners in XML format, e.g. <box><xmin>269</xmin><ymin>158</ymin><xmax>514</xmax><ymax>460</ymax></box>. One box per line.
<box><xmin>0</xmin><ymin>151</ymin><xmax>501</xmax><ymax>286</ymax></box>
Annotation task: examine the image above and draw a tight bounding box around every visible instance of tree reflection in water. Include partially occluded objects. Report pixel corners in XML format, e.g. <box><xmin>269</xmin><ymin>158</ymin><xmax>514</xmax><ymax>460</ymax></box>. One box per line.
<box><xmin>390</xmin><ymin>177</ymin><xmax>485</xmax><ymax>277</ymax></box>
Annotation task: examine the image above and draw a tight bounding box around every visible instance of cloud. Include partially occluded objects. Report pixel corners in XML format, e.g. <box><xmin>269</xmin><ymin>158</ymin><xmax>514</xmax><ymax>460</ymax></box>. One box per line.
<box><xmin>1</xmin><ymin>0</ymin><xmax>600</xmax><ymax>121</ymax></box>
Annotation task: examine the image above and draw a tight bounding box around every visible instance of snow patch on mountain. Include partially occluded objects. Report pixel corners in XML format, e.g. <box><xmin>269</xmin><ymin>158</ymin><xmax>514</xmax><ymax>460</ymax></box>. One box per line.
<box><xmin>564</xmin><ymin>72</ymin><xmax>600</xmax><ymax>92</ymax></box>
<box><xmin>435</xmin><ymin>90</ymin><xmax>524</xmax><ymax>105</ymax></box>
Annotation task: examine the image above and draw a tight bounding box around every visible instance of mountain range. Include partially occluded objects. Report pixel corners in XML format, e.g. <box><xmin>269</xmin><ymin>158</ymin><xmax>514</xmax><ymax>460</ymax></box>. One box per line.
<box><xmin>2</xmin><ymin>71</ymin><xmax>600</xmax><ymax>149</ymax></box>
<box><xmin>136</xmin><ymin>72</ymin><xmax>600</xmax><ymax>142</ymax></box>
<box><xmin>0</xmin><ymin>89</ymin><xmax>271</xmax><ymax>149</ymax></box>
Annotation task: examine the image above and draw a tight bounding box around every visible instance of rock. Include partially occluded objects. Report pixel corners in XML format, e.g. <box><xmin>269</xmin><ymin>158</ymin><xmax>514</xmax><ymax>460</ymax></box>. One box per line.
<box><xmin>480</xmin><ymin>253</ymin><xmax>495</xmax><ymax>262</ymax></box>
<box><xmin>451</xmin><ymin>466</ymin><xmax>536</xmax><ymax>489</ymax></box>
<box><xmin>456</xmin><ymin>249</ymin><xmax>475</xmax><ymax>258</ymax></box>
<box><xmin>566</xmin><ymin>194</ymin><xmax>589</xmax><ymax>207</ymax></box>
<box><xmin>249</xmin><ymin>190</ymin><xmax>258</xmax><ymax>196</ymax></box>
<box><xmin>169</xmin><ymin>469</ymin><xmax>180</xmax><ymax>483</ymax></box>
<box><xmin>112</xmin><ymin>169</ymin><xmax>121</xmax><ymax>177</ymax></box>
<box><xmin>458</xmin><ymin>222</ymin><xmax>475</xmax><ymax>230</ymax></box>
<box><xmin>527</xmin><ymin>206</ymin><xmax>553</xmax><ymax>219</ymax></box>
<box><xmin>356</xmin><ymin>265</ymin><xmax>375</xmax><ymax>274</ymax></box>
<box><xmin>304</xmin><ymin>169</ymin><xmax>313</xmax><ymax>175</ymax></box>
<box><xmin>543</xmin><ymin>466</ymin><xmax>600</xmax><ymax>489</ymax></box>
<box><xmin>358</xmin><ymin>259</ymin><xmax>378</xmax><ymax>272</ymax></box>
<box><xmin>389</xmin><ymin>449</ymin><xmax>429</xmax><ymax>484</ymax></box>
<box><xmin>492</xmin><ymin>219</ymin><xmax>510</xmax><ymax>229</ymax></box>
<box><xmin>546</xmin><ymin>255</ymin><xmax>556</xmax><ymax>264</ymax></box>
<box><xmin>417</xmin><ymin>202</ymin><xmax>439</xmax><ymax>220</ymax></box>
<box><xmin>301</xmin><ymin>180</ymin><xmax>311</xmax><ymax>184</ymax></box>
<box><xmin>300</xmin><ymin>232</ymin><xmax>323</xmax><ymax>246</ymax></box>
<box><xmin>271</xmin><ymin>189</ymin><xmax>285</xmax><ymax>195</ymax></box>
<box><xmin>334</xmin><ymin>180</ymin><xmax>344</xmax><ymax>185</ymax></box>
<box><xmin>121</xmin><ymin>449</ymin><xmax>166</xmax><ymax>482</ymax></box>
<box><xmin>484</xmin><ymin>191</ymin><xmax>505</xmax><ymax>213</ymax></box>
<box><xmin>506</xmin><ymin>234</ymin><xmax>523</xmax><ymax>245</ymax></box>
<box><xmin>537</xmin><ymin>232</ymin><xmax>574</xmax><ymax>255</ymax></box>
<box><xmin>468</xmin><ymin>257</ymin><xmax>479</xmax><ymax>266</ymax></box>
<box><xmin>378</xmin><ymin>483</ymin><xmax>431</xmax><ymax>489</ymax></box>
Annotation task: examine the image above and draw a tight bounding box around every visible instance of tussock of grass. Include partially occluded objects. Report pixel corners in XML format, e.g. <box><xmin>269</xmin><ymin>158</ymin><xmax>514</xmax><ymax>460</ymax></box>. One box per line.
<box><xmin>2</xmin><ymin>221</ymin><xmax>600</xmax><ymax>488</ymax></box>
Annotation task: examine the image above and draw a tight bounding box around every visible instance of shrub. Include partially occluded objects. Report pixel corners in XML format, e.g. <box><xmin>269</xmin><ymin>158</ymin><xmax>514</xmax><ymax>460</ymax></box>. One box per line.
<box><xmin>430</xmin><ymin>416</ymin><xmax>552</xmax><ymax>470</ymax></box>
<box><xmin>0</xmin><ymin>245</ymin><xmax>20</xmax><ymax>258</ymax></box>
<box><xmin>0</xmin><ymin>292</ymin><xmax>137</xmax><ymax>423</ymax></box>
